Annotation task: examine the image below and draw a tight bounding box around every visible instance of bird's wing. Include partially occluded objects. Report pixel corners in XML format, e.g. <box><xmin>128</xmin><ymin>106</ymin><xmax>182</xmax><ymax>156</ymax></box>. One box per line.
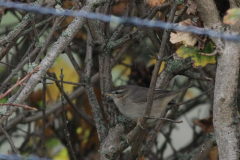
<box><xmin>168</xmin><ymin>100</ymin><xmax>176</xmax><ymax>105</ymax></box>
<box><xmin>153</xmin><ymin>89</ymin><xmax>171</xmax><ymax>100</ymax></box>
<box><xmin>131</xmin><ymin>89</ymin><xmax>171</xmax><ymax>105</ymax></box>
<box><xmin>131</xmin><ymin>86</ymin><xmax>192</xmax><ymax>105</ymax></box>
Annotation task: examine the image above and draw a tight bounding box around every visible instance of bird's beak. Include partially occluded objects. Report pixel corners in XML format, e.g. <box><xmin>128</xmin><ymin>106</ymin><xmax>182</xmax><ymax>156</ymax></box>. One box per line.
<box><xmin>105</xmin><ymin>93</ymin><xmax>112</xmax><ymax>96</ymax></box>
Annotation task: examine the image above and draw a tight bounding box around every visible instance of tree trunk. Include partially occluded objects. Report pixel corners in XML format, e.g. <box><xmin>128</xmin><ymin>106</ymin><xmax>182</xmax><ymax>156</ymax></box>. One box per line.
<box><xmin>213</xmin><ymin>41</ymin><xmax>240</xmax><ymax>160</ymax></box>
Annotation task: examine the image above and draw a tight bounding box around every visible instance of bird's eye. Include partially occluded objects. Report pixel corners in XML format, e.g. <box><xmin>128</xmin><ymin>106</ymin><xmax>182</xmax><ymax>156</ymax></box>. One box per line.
<box><xmin>113</xmin><ymin>89</ymin><xmax>124</xmax><ymax>96</ymax></box>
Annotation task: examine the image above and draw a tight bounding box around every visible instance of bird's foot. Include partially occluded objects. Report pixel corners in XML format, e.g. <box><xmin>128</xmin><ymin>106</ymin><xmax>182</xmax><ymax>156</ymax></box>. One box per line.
<box><xmin>137</xmin><ymin>118</ymin><xmax>145</xmax><ymax>129</ymax></box>
<box><xmin>126</xmin><ymin>132</ymin><xmax>131</xmax><ymax>144</ymax></box>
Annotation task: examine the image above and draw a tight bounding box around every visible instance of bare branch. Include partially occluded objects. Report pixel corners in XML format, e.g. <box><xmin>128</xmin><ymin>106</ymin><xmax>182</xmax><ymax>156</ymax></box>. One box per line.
<box><xmin>0</xmin><ymin>124</ymin><xmax>19</xmax><ymax>154</ymax></box>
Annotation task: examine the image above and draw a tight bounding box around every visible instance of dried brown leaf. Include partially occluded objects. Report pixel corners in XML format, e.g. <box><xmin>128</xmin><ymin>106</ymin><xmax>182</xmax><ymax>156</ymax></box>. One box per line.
<box><xmin>223</xmin><ymin>8</ymin><xmax>240</xmax><ymax>25</ymax></box>
<box><xmin>208</xmin><ymin>146</ymin><xmax>219</xmax><ymax>160</ymax></box>
<box><xmin>194</xmin><ymin>117</ymin><xmax>214</xmax><ymax>133</ymax></box>
<box><xmin>148</xmin><ymin>0</ymin><xmax>166</xmax><ymax>8</ymax></box>
<box><xmin>179</xmin><ymin>18</ymin><xmax>193</xmax><ymax>26</ymax></box>
<box><xmin>186</xmin><ymin>0</ymin><xmax>197</xmax><ymax>15</ymax></box>
<box><xmin>170</xmin><ymin>19</ymin><xmax>198</xmax><ymax>47</ymax></box>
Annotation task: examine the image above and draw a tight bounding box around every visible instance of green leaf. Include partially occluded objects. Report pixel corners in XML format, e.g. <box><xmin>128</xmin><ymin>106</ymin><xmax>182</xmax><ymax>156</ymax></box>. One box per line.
<box><xmin>0</xmin><ymin>97</ymin><xmax>7</xmax><ymax>103</ymax></box>
<box><xmin>176</xmin><ymin>41</ymin><xmax>216</xmax><ymax>67</ymax></box>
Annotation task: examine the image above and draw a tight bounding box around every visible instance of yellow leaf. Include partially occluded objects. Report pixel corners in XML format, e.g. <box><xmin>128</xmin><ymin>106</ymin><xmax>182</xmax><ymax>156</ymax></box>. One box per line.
<box><xmin>112</xmin><ymin>56</ymin><xmax>131</xmax><ymax>85</ymax></box>
<box><xmin>66</xmin><ymin>111</ymin><xmax>72</xmax><ymax>120</ymax></box>
<box><xmin>148</xmin><ymin>59</ymin><xmax>165</xmax><ymax>73</ymax></box>
<box><xmin>176</xmin><ymin>41</ymin><xmax>216</xmax><ymax>67</ymax></box>
<box><xmin>47</xmin><ymin>54</ymin><xmax>80</xmax><ymax>102</ymax></box>
<box><xmin>54</xmin><ymin>147</ymin><xmax>69</xmax><ymax>160</ymax></box>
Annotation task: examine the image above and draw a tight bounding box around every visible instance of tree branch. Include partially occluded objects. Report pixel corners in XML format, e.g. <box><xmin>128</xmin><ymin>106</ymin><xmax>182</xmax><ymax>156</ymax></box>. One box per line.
<box><xmin>0</xmin><ymin>0</ymin><xmax>104</xmax><ymax>125</ymax></box>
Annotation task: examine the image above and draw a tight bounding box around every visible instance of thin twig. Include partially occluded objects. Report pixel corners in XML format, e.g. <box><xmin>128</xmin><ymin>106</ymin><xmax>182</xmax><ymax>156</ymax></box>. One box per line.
<box><xmin>142</xmin><ymin>80</ymin><xmax>192</xmax><ymax>155</ymax></box>
<box><xmin>172</xmin><ymin>87</ymin><xmax>214</xmax><ymax>107</ymax></box>
<box><xmin>28</xmin><ymin>11</ymin><xmax>39</xmax><ymax>42</ymax></box>
<box><xmin>19</xmin><ymin>123</ymin><xmax>31</xmax><ymax>152</ymax></box>
<box><xmin>73</xmin><ymin>0</ymin><xmax>80</xmax><ymax>9</ymax></box>
<box><xmin>49</xmin><ymin>71</ymin><xmax>96</xmax><ymax>127</ymax></box>
<box><xmin>0</xmin><ymin>124</ymin><xmax>19</xmax><ymax>154</ymax></box>
<box><xmin>45</xmin><ymin>76</ymin><xmax>84</xmax><ymax>86</ymax></box>
<box><xmin>129</xmin><ymin>3</ymin><xmax>178</xmax><ymax>159</ymax></box>
<box><xmin>20</xmin><ymin>16</ymin><xmax>54</xmax><ymax>37</ymax></box>
<box><xmin>199</xmin><ymin>49</ymin><xmax>218</xmax><ymax>56</ymax></box>
<box><xmin>145</xmin><ymin>116</ymin><xmax>183</xmax><ymax>123</ymax></box>
<box><xmin>0</xmin><ymin>47</ymin><xmax>40</xmax><ymax>93</ymax></box>
<box><xmin>0</xmin><ymin>0</ymin><xmax>44</xmax><ymax>47</ymax></box>
<box><xmin>191</xmin><ymin>133</ymin><xmax>216</xmax><ymax>160</ymax></box>
<box><xmin>65</xmin><ymin>34</ymin><xmax>107</xmax><ymax>141</ymax></box>
<box><xmin>0</xmin><ymin>61</ymin><xmax>16</xmax><ymax>68</ymax></box>
<box><xmin>160</xmin><ymin>129</ymin><xmax>177</xmax><ymax>154</ymax></box>
<box><xmin>107</xmin><ymin>3</ymin><xmax>178</xmax><ymax>159</ymax></box>
<box><xmin>41</xmin><ymin>75</ymin><xmax>46</xmax><ymax>157</ymax></box>
<box><xmin>60</xmin><ymin>68</ymin><xmax>77</xmax><ymax>160</ymax></box>
<box><xmin>0</xmin><ymin>103</ymin><xmax>37</xmax><ymax>111</ymax></box>
<box><xmin>0</xmin><ymin>66</ymin><xmax>40</xmax><ymax>101</ymax></box>
<box><xmin>35</xmin><ymin>16</ymin><xmax>62</xmax><ymax>64</ymax></box>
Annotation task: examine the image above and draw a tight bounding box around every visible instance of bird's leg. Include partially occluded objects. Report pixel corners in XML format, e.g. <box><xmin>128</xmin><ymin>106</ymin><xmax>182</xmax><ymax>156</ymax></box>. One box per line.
<box><xmin>126</xmin><ymin>127</ymin><xmax>137</xmax><ymax>144</ymax></box>
<box><xmin>137</xmin><ymin>118</ymin><xmax>145</xmax><ymax>129</ymax></box>
<box><xmin>126</xmin><ymin>132</ymin><xmax>132</xmax><ymax>144</ymax></box>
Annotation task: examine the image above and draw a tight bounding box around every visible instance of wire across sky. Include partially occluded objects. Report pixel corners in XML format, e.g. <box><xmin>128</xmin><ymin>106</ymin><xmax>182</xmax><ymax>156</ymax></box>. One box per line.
<box><xmin>0</xmin><ymin>1</ymin><xmax>240</xmax><ymax>41</ymax></box>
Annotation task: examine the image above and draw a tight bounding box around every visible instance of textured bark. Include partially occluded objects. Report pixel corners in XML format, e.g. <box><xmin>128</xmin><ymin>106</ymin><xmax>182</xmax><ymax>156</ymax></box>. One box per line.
<box><xmin>135</xmin><ymin>0</ymin><xmax>161</xmax><ymax>49</ymax></box>
<box><xmin>195</xmin><ymin>0</ymin><xmax>240</xmax><ymax>159</ymax></box>
<box><xmin>213</xmin><ymin>41</ymin><xmax>240</xmax><ymax>160</ymax></box>
<box><xmin>195</xmin><ymin>0</ymin><xmax>224</xmax><ymax>48</ymax></box>
<box><xmin>99</xmin><ymin>124</ymin><xmax>125</xmax><ymax>160</ymax></box>
<box><xmin>229</xmin><ymin>0</ymin><xmax>240</xmax><ymax>8</ymax></box>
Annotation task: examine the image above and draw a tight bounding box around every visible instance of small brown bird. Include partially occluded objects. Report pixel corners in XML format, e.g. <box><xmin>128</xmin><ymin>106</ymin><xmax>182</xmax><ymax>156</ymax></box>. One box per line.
<box><xmin>107</xmin><ymin>85</ymin><xmax>192</xmax><ymax>125</ymax></box>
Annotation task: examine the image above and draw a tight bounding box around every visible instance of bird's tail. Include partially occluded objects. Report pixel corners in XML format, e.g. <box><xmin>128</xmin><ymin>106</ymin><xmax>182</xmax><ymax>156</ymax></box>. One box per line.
<box><xmin>166</xmin><ymin>84</ymin><xmax>195</xmax><ymax>98</ymax></box>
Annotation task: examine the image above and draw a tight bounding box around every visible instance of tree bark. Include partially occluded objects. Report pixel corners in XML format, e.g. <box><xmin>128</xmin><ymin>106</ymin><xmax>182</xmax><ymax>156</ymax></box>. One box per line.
<box><xmin>213</xmin><ymin>41</ymin><xmax>240</xmax><ymax>160</ymax></box>
<box><xmin>195</xmin><ymin>0</ymin><xmax>240</xmax><ymax>159</ymax></box>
